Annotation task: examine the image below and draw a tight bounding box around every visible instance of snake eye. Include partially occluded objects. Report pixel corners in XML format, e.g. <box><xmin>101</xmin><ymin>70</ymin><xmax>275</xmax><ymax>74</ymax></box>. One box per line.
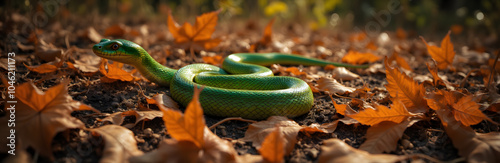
<box><xmin>111</xmin><ymin>43</ymin><xmax>119</xmax><ymax>50</ymax></box>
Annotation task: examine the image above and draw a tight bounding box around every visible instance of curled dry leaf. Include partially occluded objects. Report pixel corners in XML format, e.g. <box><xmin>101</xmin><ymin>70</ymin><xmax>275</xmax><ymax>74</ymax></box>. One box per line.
<box><xmin>0</xmin><ymin>80</ymin><xmax>92</xmax><ymax>159</ymax></box>
<box><xmin>359</xmin><ymin>119</ymin><xmax>420</xmax><ymax>154</ymax></box>
<box><xmin>341</xmin><ymin>50</ymin><xmax>381</xmax><ymax>65</ymax></box>
<box><xmin>89</xmin><ymin>125</ymin><xmax>143</xmax><ymax>163</ymax></box>
<box><xmin>426</xmin><ymin>61</ymin><xmax>455</xmax><ymax>90</ymax></box>
<box><xmin>384</xmin><ymin>57</ymin><xmax>428</xmax><ymax>113</ymax></box>
<box><xmin>331</xmin><ymin>67</ymin><xmax>360</xmax><ymax>80</ymax></box>
<box><xmin>87</xmin><ymin>27</ymin><xmax>103</xmax><ymax>43</ymax></box>
<box><xmin>147</xmin><ymin>93</ymin><xmax>179</xmax><ymax>110</ymax></box>
<box><xmin>317</xmin><ymin>77</ymin><xmax>355</xmax><ymax>95</ymax></box>
<box><xmin>387</xmin><ymin>52</ymin><xmax>411</xmax><ymax>71</ymax></box>
<box><xmin>318</xmin><ymin>139</ymin><xmax>404</xmax><ymax>163</ymax></box>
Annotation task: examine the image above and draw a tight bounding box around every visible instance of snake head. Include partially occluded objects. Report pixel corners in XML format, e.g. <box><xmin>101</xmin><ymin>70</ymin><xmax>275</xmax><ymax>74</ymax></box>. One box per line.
<box><xmin>92</xmin><ymin>39</ymin><xmax>146</xmax><ymax>65</ymax></box>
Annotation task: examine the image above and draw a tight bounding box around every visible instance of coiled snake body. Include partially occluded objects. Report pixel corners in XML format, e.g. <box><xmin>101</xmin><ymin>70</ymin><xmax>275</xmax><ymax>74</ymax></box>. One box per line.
<box><xmin>93</xmin><ymin>39</ymin><xmax>367</xmax><ymax>119</ymax></box>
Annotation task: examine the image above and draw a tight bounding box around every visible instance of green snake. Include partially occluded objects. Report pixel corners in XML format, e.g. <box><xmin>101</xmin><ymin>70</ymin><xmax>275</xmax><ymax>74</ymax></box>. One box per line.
<box><xmin>93</xmin><ymin>39</ymin><xmax>368</xmax><ymax>119</ymax></box>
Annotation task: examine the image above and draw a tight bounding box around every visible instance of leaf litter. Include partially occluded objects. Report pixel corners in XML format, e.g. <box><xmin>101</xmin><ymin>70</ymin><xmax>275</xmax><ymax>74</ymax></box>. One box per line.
<box><xmin>2</xmin><ymin>8</ymin><xmax>500</xmax><ymax>163</ymax></box>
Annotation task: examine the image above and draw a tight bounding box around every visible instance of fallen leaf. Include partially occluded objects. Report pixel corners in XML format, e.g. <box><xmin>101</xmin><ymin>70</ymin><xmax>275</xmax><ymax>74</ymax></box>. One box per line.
<box><xmin>387</xmin><ymin>52</ymin><xmax>411</xmax><ymax>71</ymax></box>
<box><xmin>285</xmin><ymin>67</ymin><xmax>307</xmax><ymax>76</ymax></box>
<box><xmin>147</xmin><ymin>94</ymin><xmax>179</xmax><ymax>110</ymax></box>
<box><xmin>167</xmin><ymin>10</ymin><xmax>221</xmax><ymax>51</ymax></box>
<box><xmin>435</xmin><ymin>107</ymin><xmax>500</xmax><ymax>162</ymax></box>
<box><xmin>87</xmin><ymin>27</ymin><xmax>103</xmax><ymax>43</ymax></box>
<box><xmin>240</xmin><ymin>116</ymin><xmax>300</xmax><ymax>155</ymax></box>
<box><xmin>130</xmin><ymin>127</ymin><xmax>238</xmax><ymax>163</ymax></box>
<box><xmin>359</xmin><ymin>119</ymin><xmax>419</xmax><ymax>154</ymax></box>
<box><xmin>89</xmin><ymin>125</ymin><xmax>143</xmax><ymax>162</ymax></box>
<box><xmin>259</xmin><ymin>126</ymin><xmax>285</xmax><ymax>163</ymax></box>
<box><xmin>99</xmin><ymin>59</ymin><xmax>138</xmax><ymax>83</ymax></box>
<box><xmin>317</xmin><ymin>77</ymin><xmax>355</xmax><ymax>95</ymax></box>
<box><xmin>73</xmin><ymin>54</ymin><xmax>101</xmax><ymax>73</ymax></box>
<box><xmin>332</xmin><ymin>100</ymin><xmax>357</xmax><ymax>116</ymax></box>
<box><xmin>427</xmin><ymin>90</ymin><xmax>490</xmax><ymax>126</ymax></box>
<box><xmin>331</xmin><ymin>67</ymin><xmax>360</xmax><ymax>80</ymax></box>
<box><xmin>202</xmin><ymin>55</ymin><xmax>224</xmax><ymax>66</ymax></box>
<box><xmin>349</xmin><ymin>32</ymin><xmax>367</xmax><ymax>42</ymax></box>
<box><xmin>24</xmin><ymin>62</ymin><xmax>58</xmax><ymax>73</ymax></box>
<box><xmin>347</xmin><ymin>100</ymin><xmax>413</xmax><ymax>126</ymax></box>
<box><xmin>104</xmin><ymin>24</ymin><xmax>128</xmax><ymax>37</ymax></box>
<box><xmin>161</xmin><ymin>86</ymin><xmax>205</xmax><ymax>148</ymax></box>
<box><xmin>259</xmin><ymin>18</ymin><xmax>275</xmax><ymax>45</ymax></box>
<box><xmin>420</xmin><ymin>31</ymin><xmax>456</xmax><ymax>70</ymax></box>
<box><xmin>426</xmin><ymin>61</ymin><xmax>454</xmax><ymax>90</ymax></box>
<box><xmin>341</xmin><ymin>50</ymin><xmax>381</xmax><ymax>65</ymax></box>
<box><xmin>99</xmin><ymin>110</ymin><xmax>163</xmax><ymax>128</ymax></box>
<box><xmin>0</xmin><ymin>80</ymin><xmax>90</xmax><ymax>159</ymax></box>
<box><xmin>384</xmin><ymin>57</ymin><xmax>428</xmax><ymax>113</ymax></box>
<box><xmin>318</xmin><ymin>139</ymin><xmax>405</xmax><ymax>163</ymax></box>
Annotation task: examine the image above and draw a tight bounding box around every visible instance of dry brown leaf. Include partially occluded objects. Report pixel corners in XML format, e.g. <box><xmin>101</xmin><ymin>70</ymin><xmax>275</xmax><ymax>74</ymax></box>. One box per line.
<box><xmin>24</xmin><ymin>62</ymin><xmax>59</xmax><ymax>74</ymax></box>
<box><xmin>332</xmin><ymin>67</ymin><xmax>360</xmax><ymax>80</ymax></box>
<box><xmin>317</xmin><ymin>77</ymin><xmax>355</xmax><ymax>95</ymax></box>
<box><xmin>89</xmin><ymin>125</ymin><xmax>143</xmax><ymax>163</ymax></box>
<box><xmin>318</xmin><ymin>139</ymin><xmax>405</xmax><ymax>163</ymax></box>
<box><xmin>341</xmin><ymin>50</ymin><xmax>381</xmax><ymax>65</ymax></box>
<box><xmin>161</xmin><ymin>86</ymin><xmax>205</xmax><ymax>148</ymax></box>
<box><xmin>104</xmin><ymin>24</ymin><xmax>128</xmax><ymax>37</ymax></box>
<box><xmin>240</xmin><ymin>116</ymin><xmax>300</xmax><ymax>155</ymax></box>
<box><xmin>420</xmin><ymin>31</ymin><xmax>456</xmax><ymax>70</ymax></box>
<box><xmin>359</xmin><ymin>119</ymin><xmax>419</xmax><ymax>154</ymax></box>
<box><xmin>347</xmin><ymin>100</ymin><xmax>413</xmax><ymax>126</ymax></box>
<box><xmin>147</xmin><ymin>93</ymin><xmax>179</xmax><ymax>110</ymax></box>
<box><xmin>427</xmin><ymin>90</ymin><xmax>490</xmax><ymax>126</ymax></box>
<box><xmin>426</xmin><ymin>61</ymin><xmax>454</xmax><ymax>90</ymax></box>
<box><xmin>387</xmin><ymin>52</ymin><xmax>411</xmax><ymax>71</ymax></box>
<box><xmin>384</xmin><ymin>57</ymin><xmax>428</xmax><ymax>113</ymax></box>
<box><xmin>35</xmin><ymin>41</ymin><xmax>63</xmax><ymax>62</ymax></box>
<box><xmin>285</xmin><ymin>67</ymin><xmax>307</xmax><ymax>76</ymax></box>
<box><xmin>99</xmin><ymin>110</ymin><xmax>163</xmax><ymax>128</ymax></box>
<box><xmin>87</xmin><ymin>27</ymin><xmax>103</xmax><ymax>43</ymax></box>
<box><xmin>99</xmin><ymin>59</ymin><xmax>139</xmax><ymax>83</ymax></box>
<box><xmin>202</xmin><ymin>55</ymin><xmax>224</xmax><ymax>66</ymax></box>
<box><xmin>73</xmin><ymin>54</ymin><xmax>101</xmax><ymax>73</ymax></box>
<box><xmin>331</xmin><ymin>100</ymin><xmax>357</xmax><ymax>116</ymax></box>
<box><xmin>435</xmin><ymin>108</ymin><xmax>500</xmax><ymax>162</ymax></box>
<box><xmin>0</xmin><ymin>80</ymin><xmax>91</xmax><ymax>159</ymax></box>
<box><xmin>167</xmin><ymin>10</ymin><xmax>221</xmax><ymax>50</ymax></box>
<box><xmin>130</xmin><ymin>127</ymin><xmax>238</xmax><ymax>163</ymax></box>
<box><xmin>259</xmin><ymin>126</ymin><xmax>285</xmax><ymax>163</ymax></box>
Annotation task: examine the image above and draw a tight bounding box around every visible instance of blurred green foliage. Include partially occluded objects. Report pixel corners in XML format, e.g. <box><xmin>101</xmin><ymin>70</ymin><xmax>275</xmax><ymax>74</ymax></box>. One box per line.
<box><xmin>1</xmin><ymin>0</ymin><xmax>499</xmax><ymax>36</ymax></box>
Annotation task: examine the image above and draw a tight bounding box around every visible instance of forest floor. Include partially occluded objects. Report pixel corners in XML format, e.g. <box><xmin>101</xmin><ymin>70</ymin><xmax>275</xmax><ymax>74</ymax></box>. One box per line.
<box><xmin>1</xmin><ymin>12</ymin><xmax>500</xmax><ymax>163</ymax></box>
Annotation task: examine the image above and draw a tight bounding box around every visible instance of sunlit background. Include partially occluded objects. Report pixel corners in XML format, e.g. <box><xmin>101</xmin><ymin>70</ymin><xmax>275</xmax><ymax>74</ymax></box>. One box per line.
<box><xmin>1</xmin><ymin>0</ymin><xmax>499</xmax><ymax>43</ymax></box>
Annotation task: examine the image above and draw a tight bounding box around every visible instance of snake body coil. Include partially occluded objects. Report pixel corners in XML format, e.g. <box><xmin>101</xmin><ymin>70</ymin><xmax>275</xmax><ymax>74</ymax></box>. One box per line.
<box><xmin>93</xmin><ymin>39</ymin><xmax>367</xmax><ymax>119</ymax></box>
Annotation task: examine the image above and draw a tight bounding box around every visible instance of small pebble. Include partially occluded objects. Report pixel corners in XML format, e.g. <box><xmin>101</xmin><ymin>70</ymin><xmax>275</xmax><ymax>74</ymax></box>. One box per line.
<box><xmin>419</xmin><ymin>146</ymin><xmax>430</xmax><ymax>154</ymax></box>
<box><xmin>401</xmin><ymin>139</ymin><xmax>414</xmax><ymax>149</ymax></box>
<box><xmin>135</xmin><ymin>136</ymin><xmax>145</xmax><ymax>143</ymax></box>
<box><xmin>111</xmin><ymin>102</ymin><xmax>120</xmax><ymax>107</ymax></box>
<box><xmin>221</xmin><ymin>129</ymin><xmax>227</xmax><ymax>137</ymax></box>
<box><xmin>144</xmin><ymin>128</ymin><xmax>154</xmax><ymax>137</ymax></box>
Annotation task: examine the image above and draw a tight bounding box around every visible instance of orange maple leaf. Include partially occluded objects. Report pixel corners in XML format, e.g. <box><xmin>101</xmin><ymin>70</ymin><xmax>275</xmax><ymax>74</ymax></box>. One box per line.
<box><xmin>384</xmin><ymin>57</ymin><xmax>428</xmax><ymax>113</ymax></box>
<box><xmin>341</xmin><ymin>50</ymin><xmax>381</xmax><ymax>65</ymax></box>
<box><xmin>0</xmin><ymin>80</ymin><xmax>94</xmax><ymax>159</ymax></box>
<box><xmin>99</xmin><ymin>59</ymin><xmax>138</xmax><ymax>83</ymax></box>
<box><xmin>161</xmin><ymin>86</ymin><xmax>205</xmax><ymax>148</ymax></box>
<box><xmin>420</xmin><ymin>31</ymin><xmax>456</xmax><ymax>70</ymax></box>
<box><xmin>168</xmin><ymin>10</ymin><xmax>221</xmax><ymax>50</ymax></box>
<box><xmin>259</xmin><ymin>126</ymin><xmax>285</xmax><ymax>163</ymax></box>
<box><xmin>347</xmin><ymin>100</ymin><xmax>413</xmax><ymax>126</ymax></box>
<box><xmin>250</xmin><ymin>18</ymin><xmax>275</xmax><ymax>52</ymax></box>
<box><xmin>426</xmin><ymin>90</ymin><xmax>490</xmax><ymax>126</ymax></box>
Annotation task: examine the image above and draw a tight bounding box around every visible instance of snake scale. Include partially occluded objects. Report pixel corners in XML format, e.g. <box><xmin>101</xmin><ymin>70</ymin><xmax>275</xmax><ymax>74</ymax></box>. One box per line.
<box><xmin>93</xmin><ymin>39</ymin><xmax>368</xmax><ymax>119</ymax></box>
